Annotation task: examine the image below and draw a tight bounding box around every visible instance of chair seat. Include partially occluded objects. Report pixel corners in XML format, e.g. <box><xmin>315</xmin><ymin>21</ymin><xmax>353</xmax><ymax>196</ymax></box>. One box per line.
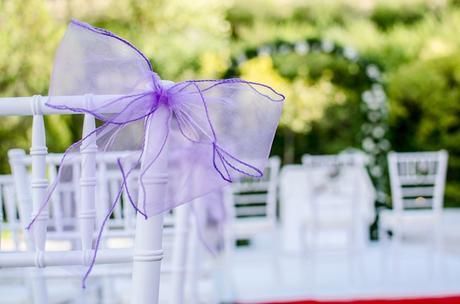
<box><xmin>304</xmin><ymin>214</ymin><xmax>355</xmax><ymax>229</ymax></box>
<box><xmin>380</xmin><ymin>209</ymin><xmax>439</xmax><ymax>233</ymax></box>
<box><xmin>231</xmin><ymin>218</ymin><xmax>276</xmax><ymax>238</ymax></box>
<box><xmin>302</xmin><ymin>196</ymin><xmax>357</xmax><ymax>229</ymax></box>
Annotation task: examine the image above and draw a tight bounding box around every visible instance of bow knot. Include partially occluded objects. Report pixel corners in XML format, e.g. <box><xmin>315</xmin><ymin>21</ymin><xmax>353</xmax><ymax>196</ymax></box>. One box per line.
<box><xmin>152</xmin><ymin>87</ymin><xmax>170</xmax><ymax>108</ymax></box>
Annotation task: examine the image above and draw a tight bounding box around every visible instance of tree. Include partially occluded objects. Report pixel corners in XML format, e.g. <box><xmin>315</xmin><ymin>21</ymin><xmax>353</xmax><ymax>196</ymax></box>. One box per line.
<box><xmin>388</xmin><ymin>54</ymin><xmax>460</xmax><ymax>206</ymax></box>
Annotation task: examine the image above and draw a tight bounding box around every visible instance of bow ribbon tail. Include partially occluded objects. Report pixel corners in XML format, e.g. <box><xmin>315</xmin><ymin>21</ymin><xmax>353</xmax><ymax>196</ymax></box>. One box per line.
<box><xmin>82</xmin><ymin>106</ymin><xmax>171</xmax><ymax>288</ymax></box>
<box><xmin>26</xmin><ymin>122</ymin><xmax>111</xmax><ymax>230</ymax></box>
<box><xmin>81</xmin><ymin>172</ymin><xmax>125</xmax><ymax>288</ymax></box>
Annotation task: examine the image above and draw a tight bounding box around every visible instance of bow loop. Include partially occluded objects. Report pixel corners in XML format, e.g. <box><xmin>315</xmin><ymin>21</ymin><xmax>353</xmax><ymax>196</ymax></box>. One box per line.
<box><xmin>42</xmin><ymin>17</ymin><xmax>284</xmax><ymax>230</ymax></box>
<box><xmin>212</xmin><ymin>143</ymin><xmax>263</xmax><ymax>183</ymax></box>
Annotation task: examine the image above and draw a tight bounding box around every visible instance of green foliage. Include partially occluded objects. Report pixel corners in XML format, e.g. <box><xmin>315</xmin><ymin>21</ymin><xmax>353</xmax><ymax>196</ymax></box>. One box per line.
<box><xmin>388</xmin><ymin>54</ymin><xmax>460</xmax><ymax>204</ymax></box>
<box><xmin>0</xmin><ymin>0</ymin><xmax>68</xmax><ymax>172</ymax></box>
<box><xmin>370</xmin><ymin>1</ymin><xmax>432</xmax><ymax>30</ymax></box>
<box><xmin>0</xmin><ymin>1</ymin><xmax>63</xmax><ymax>96</ymax></box>
<box><xmin>88</xmin><ymin>0</ymin><xmax>232</xmax><ymax>80</ymax></box>
<box><xmin>270</xmin><ymin>51</ymin><xmax>368</xmax><ymax>155</ymax></box>
<box><xmin>225</xmin><ymin>0</ymin><xmax>460</xmax><ymax>206</ymax></box>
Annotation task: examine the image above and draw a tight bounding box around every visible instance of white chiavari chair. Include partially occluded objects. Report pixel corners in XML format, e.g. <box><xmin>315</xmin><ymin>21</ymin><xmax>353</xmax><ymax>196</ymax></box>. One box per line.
<box><xmin>221</xmin><ymin>156</ymin><xmax>281</xmax><ymax>297</ymax></box>
<box><xmin>223</xmin><ymin>156</ymin><xmax>281</xmax><ymax>252</ymax></box>
<box><xmin>380</xmin><ymin>150</ymin><xmax>448</xmax><ymax>274</ymax></box>
<box><xmin>0</xmin><ymin>174</ymin><xmax>34</xmax><ymax>304</ymax></box>
<box><xmin>7</xmin><ymin>149</ymin><xmax>201</xmax><ymax>304</ymax></box>
<box><xmin>301</xmin><ymin>153</ymin><xmax>366</xmax><ymax>248</ymax></box>
<box><xmin>300</xmin><ymin>152</ymin><xmax>371</xmax><ymax>280</ymax></box>
<box><xmin>0</xmin><ymin>93</ymin><xmax>170</xmax><ymax>304</ymax></box>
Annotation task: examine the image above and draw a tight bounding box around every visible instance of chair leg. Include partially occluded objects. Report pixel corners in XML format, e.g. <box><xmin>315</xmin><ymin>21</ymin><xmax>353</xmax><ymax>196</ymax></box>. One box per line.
<box><xmin>30</xmin><ymin>268</ymin><xmax>48</xmax><ymax>304</ymax></box>
<box><xmin>305</xmin><ymin>223</ymin><xmax>318</xmax><ymax>284</ymax></box>
<box><xmin>346</xmin><ymin>228</ymin><xmax>359</xmax><ymax>284</ymax></box>
<box><xmin>131</xmin><ymin>213</ymin><xmax>164</xmax><ymax>304</ymax></box>
<box><xmin>429</xmin><ymin>225</ymin><xmax>443</xmax><ymax>279</ymax></box>
<box><xmin>378</xmin><ymin>226</ymin><xmax>390</xmax><ymax>284</ymax></box>
<box><xmin>101</xmin><ymin>271</ymin><xmax>117</xmax><ymax>304</ymax></box>
<box><xmin>187</xmin><ymin>225</ymin><xmax>200</xmax><ymax>304</ymax></box>
<box><xmin>299</xmin><ymin>223</ymin><xmax>316</xmax><ymax>282</ymax></box>
<box><xmin>271</xmin><ymin>226</ymin><xmax>282</xmax><ymax>283</ymax></box>
<box><xmin>221</xmin><ymin>229</ymin><xmax>237</xmax><ymax>300</ymax></box>
<box><xmin>391</xmin><ymin>229</ymin><xmax>402</xmax><ymax>279</ymax></box>
<box><xmin>171</xmin><ymin>204</ymin><xmax>191</xmax><ymax>304</ymax></box>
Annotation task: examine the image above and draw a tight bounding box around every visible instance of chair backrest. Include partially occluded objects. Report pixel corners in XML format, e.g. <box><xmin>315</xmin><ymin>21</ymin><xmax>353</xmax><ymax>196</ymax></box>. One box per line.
<box><xmin>8</xmin><ymin>149</ymin><xmax>179</xmax><ymax>246</ymax></box>
<box><xmin>225</xmin><ymin>156</ymin><xmax>281</xmax><ymax>224</ymax></box>
<box><xmin>302</xmin><ymin>152</ymin><xmax>367</xmax><ymax>195</ymax></box>
<box><xmin>8</xmin><ymin>150</ymin><xmax>81</xmax><ymax>240</ymax></box>
<box><xmin>302</xmin><ymin>152</ymin><xmax>367</xmax><ymax>170</ymax></box>
<box><xmin>388</xmin><ymin>150</ymin><xmax>448</xmax><ymax>214</ymax></box>
<box><xmin>95</xmin><ymin>152</ymin><xmax>174</xmax><ymax>240</ymax></box>
<box><xmin>301</xmin><ymin>152</ymin><xmax>369</xmax><ymax>224</ymax></box>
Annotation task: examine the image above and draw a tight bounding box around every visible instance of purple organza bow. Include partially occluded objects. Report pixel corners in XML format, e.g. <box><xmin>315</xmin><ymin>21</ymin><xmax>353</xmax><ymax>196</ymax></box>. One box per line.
<box><xmin>28</xmin><ymin>19</ymin><xmax>284</xmax><ymax>286</ymax></box>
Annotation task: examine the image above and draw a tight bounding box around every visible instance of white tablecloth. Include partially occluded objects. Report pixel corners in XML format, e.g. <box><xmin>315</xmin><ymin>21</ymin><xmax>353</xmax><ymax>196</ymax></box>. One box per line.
<box><xmin>280</xmin><ymin>164</ymin><xmax>376</xmax><ymax>253</ymax></box>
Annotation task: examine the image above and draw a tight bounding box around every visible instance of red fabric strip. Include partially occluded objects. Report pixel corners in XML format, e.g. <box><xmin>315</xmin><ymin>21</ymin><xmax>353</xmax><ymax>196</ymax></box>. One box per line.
<box><xmin>242</xmin><ymin>295</ymin><xmax>460</xmax><ymax>304</ymax></box>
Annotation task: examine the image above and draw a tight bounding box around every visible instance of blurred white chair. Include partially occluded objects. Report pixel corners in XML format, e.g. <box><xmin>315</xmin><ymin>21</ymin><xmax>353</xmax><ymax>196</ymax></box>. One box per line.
<box><xmin>0</xmin><ymin>175</ymin><xmax>32</xmax><ymax>304</ymax></box>
<box><xmin>300</xmin><ymin>152</ymin><xmax>374</xmax><ymax>280</ymax></box>
<box><xmin>0</xmin><ymin>174</ymin><xmax>20</xmax><ymax>250</ymax></box>
<box><xmin>223</xmin><ymin>156</ymin><xmax>281</xmax><ymax>252</ymax></box>
<box><xmin>301</xmin><ymin>152</ymin><xmax>372</xmax><ymax>252</ymax></box>
<box><xmin>8</xmin><ymin>150</ymin><xmax>83</xmax><ymax>246</ymax></box>
<box><xmin>3</xmin><ymin>153</ymin><xmax>87</xmax><ymax>304</ymax></box>
<box><xmin>7</xmin><ymin>148</ymin><xmax>201</xmax><ymax>304</ymax></box>
<box><xmin>221</xmin><ymin>156</ymin><xmax>280</xmax><ymax>297</ymax></box>
<box><xmin>279</xmin><ymin>165</ymin><xmax>308</xmax><ymax>253</ymax></box>
<box><xmin>380</xmin><ymin>150</ymin><xmax>448</xmax><ymax>273</ymax></box>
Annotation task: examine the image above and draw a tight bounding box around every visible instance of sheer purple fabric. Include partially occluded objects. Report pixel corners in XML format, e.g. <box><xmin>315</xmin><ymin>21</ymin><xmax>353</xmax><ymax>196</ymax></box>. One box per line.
<box><xmin>28</xmin><ymin>20</ymin><xmax>284</xmax><ymax>286</ymax></box>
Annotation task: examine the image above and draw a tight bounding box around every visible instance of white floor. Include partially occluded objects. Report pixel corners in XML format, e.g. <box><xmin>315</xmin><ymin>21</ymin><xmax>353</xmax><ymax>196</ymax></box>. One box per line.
<box><xmin>1</xmin><ymin>232</ymin><xmax>460</xmax><ymax>303</ymax></box>
<box><xmin>217</xmin><ymin>210</ymin><xmax>460</xmax><ymax>303</ymax></box>
<box><xmin>217</xmin><ymin>240</ymin><xmax>460</xmax><ymax>303</ymax></box>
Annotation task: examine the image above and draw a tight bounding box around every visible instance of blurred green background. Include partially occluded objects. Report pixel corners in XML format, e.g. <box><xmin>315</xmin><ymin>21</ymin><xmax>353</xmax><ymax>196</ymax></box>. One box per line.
<box><xmin>0</xmin><ymin>0</ymin><xmax>459</xmax><ymax>206</ymax></box>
